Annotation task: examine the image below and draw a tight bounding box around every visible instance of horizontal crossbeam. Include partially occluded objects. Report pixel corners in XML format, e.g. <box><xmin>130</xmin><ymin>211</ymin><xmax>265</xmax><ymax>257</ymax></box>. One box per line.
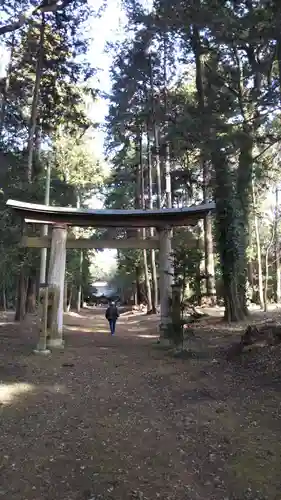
<box><xmin>21</xmin><ymin>236</ymin><xmax>160</xmax><ymax>250</ymax></box>
<box><xmin>7</xmin><ymin>199</ymin><xmax>215</xmax><ymax>228</ymax></box>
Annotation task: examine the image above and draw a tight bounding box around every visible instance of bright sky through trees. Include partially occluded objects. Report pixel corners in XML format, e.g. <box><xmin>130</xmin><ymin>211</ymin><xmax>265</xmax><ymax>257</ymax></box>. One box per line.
<box><xmin>86</xmin><ymin>0</ymin><xmax>128</xmax><ymax>270</ymax></box>
<box><xmin>87</xmin><ymin>0</ymin><xmax>127</xmax><ymax>159</ymax></box>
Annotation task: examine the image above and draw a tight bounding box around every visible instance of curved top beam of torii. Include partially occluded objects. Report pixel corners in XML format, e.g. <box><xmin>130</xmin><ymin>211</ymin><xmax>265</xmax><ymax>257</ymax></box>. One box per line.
<box><xmin>6</xmin><ymin>199</ymin><xmax>216</xmax><ymax>228</ymax></box>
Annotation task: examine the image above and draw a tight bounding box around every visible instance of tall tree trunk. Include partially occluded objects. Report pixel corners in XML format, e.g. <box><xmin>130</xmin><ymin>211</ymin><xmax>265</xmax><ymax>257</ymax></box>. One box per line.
<box><xmin>163</xmin><ymin>32</ymin><xmax>172</xmax><ymax>210</ymax></box>
<box><xmin>27</xmin><ymin>13</ymin><xmax>45</xmax><ymax>182</ymax></box>
<box><xmin>148</xmin><ymin>53</ymin><xmax>162</xmax><ymax>208</ymax></box>
<box><xmin>191</xmin><ymin>24</ymin><xmax>216</xmax><ymax>303</ymax></box>
<box><xmin>143</xmin><ymin>247</ymin><xmax>152</xmax><ymax>310</ymax></box>
<box><xmin>154</xmin><ymin>126</ymin><xmax>161</xmax><ymax>208</ymax></box>
<box><xmin>76</xmin><ymin>251</ymin><xmax>83</xmax><ymax>312</ymax></box>
<box><xmin>236</xmin><ymin>131</ymin><xmax>253</xmax><ymax>315</ymax></box>
<box><xmin>16</xmin><ymin>14</ymin><xmax>45</xmax><ymax>320</ymax></box>
<box><xmin>203</xmin><ymin>207</ymin><xmax>216</xmax><ymax>302</ymax></box>
<box><xmin>252</xmin><ymin>184</ymin><xmax>264</xmax><ymax>309</ymax></box>
<box><xmin>264</xmin><ymin>250</ymin><xmax>269</xmax><ymax>312</ymax></box>
<box><xmin>138</xmin><ymin>132</ymin><xmax>152</xmax><ymax>311</ymax></box>
<box><xmin>76</xmin><ymin>192</ymin><xmax>83</xmax><ymax>312</ymax></box>
<box><xmin>67</xmin><ymin>286</ymin><xmax>72</xmax><ymax>312</ymax></box>
<box><xmin>26</xmin><ymin>275</ymin><xmax>36</xmax><ymax>313</ymax></box>
<box><xmin>147</xmin><ymin>129</ymin><xmax>158</xmax><ymax>313</ymax></box>
<box><xmin>236</xmin><ymin>40</ymin><xmax>261</xmax><ymax>313</ymax></box>
<box><xmin>161</xmin><ymin>31</ymin><xmax>174</xmax><ymax>321</ymax></box>
<box><xmin>2</xmin><ymin>283</ymin><xmax>7</xmax><ymax>312</ymax></box>
<box><xmin>195</xmin><ymin>230</ymin><xmax>202</xmax><ymax>305</ymax></box>
<box><xmin>33</xmin><ymin>125</ymin><xmax>42</xmax><ymax>178</ymax></box>
<box><xmin>15</xmin><ymin>265</ymin><xmax>27</xmax><ymax>321</ymax></box>
<box><xmin>135</xmin><ymin>265</ymin><xmax>141</xmax><ymax>306</ymax></box>
<box><xmin>251</xmin><ymin>157</ymin><xmax>265</xmax><ymax>312</ymax></box>
<box><xmin>212</xmin><ymin>142</ymin><xmax>248</xmax><ymax>321</ymax></box>
<box><xmin>247</xmin><ymin>219</ymin><xmax>254</xmax><ymax>296</ymax></box>
<box><xmin>64</xmin><ymin>281</ymin><xmax>68</xmax><ymax>312</ymax></box>
<box><xmin>264</xmin><ymin>224</ymin><xmax>275</xmax><ymax>312</ymax></box>
<box><xmin>0</xmin><ymin>32</ymin><xmax>15</xmax><ymax>136</ymax></box>
<box><xmin>164</xmin><ymin>141</ymin><xmax>172</xmax><ymax>209</ymax></box>
<box><xmin>273</xmin><ymin>1</ymin><xmax>281</xmax><ymax>92</ymax></box>
<box><xmin>133</xmin><ymin>281</ymin><xmax>138</xmax><ymax>306</ymax></box>
<box><xmin>274</xmin><ymin>187</ymin><xmax>281</xmax><ymax>302</ymax></box>
<box><xmin>39</xmin><ymin>156</ymin><xmax>51</xmax><ymax>284</ymax></box>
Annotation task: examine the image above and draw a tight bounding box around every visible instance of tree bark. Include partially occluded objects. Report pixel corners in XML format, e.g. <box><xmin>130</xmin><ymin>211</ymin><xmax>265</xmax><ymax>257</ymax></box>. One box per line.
<box><xmin>212</xmin><ymin>143</ymin><xmax>248</xmax><ymax>321</ymax></box>
<box><xmin>203</xmin><ymin>209</ymin><xmax>216</xmax><ymax>302</ymax></box>
<box><xmin>27</xmin><ymin>13</ymin><xmax>45</xmax><ymax>183</ymax></box>
<box><xmin>148</xmin><ymin>52</ymin><xmax>162</xmax><ymax>208</ymax></box>
<box><xmin>40</xmin><ymin>156</ymin><xmax>51</xmax><ymax>284</ymax></box>
<box><xmin>274</xmin><ymin>187</ymin><xmax>281</xmax><ymax>302</ymax></box>
<box><xmin>0</xmin><ymin>32</ymin><xmax>15</xmax><ymax>136</ymax></box>
<box><xmin>76</xmin><ymin>192</ymin><xmax>83</xmax><ymax>312</ymax></box>
<box><xmin>64</xmin><ymin>281</ymin><xmax>68</xmax><ymax>312</ymax></box>
<box><xmin>247</xmin><ymin>219</ymin><xmax>254</xmax><ymax>294</ymax></box>
<box><xmin>2</xmin><ymin>284</ymin><xmax>7</xmax><ymax>312</ymax></box>
<box><xmin>15</xmin><ymin>265</ymin><xmax>27</xmax><ymax>321</ymax></box>
<box><xmin>143</xmin><ymin>245</ymin><xmax>152</xmax><ymax>311</ymax></box>
<box><xmin>67</xmin><ymin>286</ymin><xmax>72</xmax><ymax>312</ymax></box>
<box><xmin>161</xmin><ymin>35</ymin><xmax>174</xmax><ymax>325</ymax></box>
<box><xmin>191</xmin><ymin>24</ymin><xmax>216</xmax><ymax>303</ymax></box>
<box><xmin>135</xmin><ymin>265</ymin><xmax>141</xmax><ymax>306</ymax></box>
<box><xmin>26</xmin><ymin>275</ymin><xmax>37</xmax><ymax>313</ymax></box>
<box><xmin>236</xmin><ymin>131</ymin><xmax>254</xmax><ymax>315</ymax></box>
<box><xmin>235</xmin><ymin>39</ymin><xmax>261</xmax><ymax>312</ymax></box>
<box><xmin>76</xmin><ymin>250</ymin><xmax>83</xmax><ymax>312</ymax></box>
<box><xmin>252</xmin><ymin>180</ymin><xmax>264</xmax><ymax>309</ymax></box>
<box><xmin>147</xmin><ymin>130</ymin><xmax>158</xmax><ymax>313</ymax></box>
<box><xmin>17</xmin><ymin>16</ymin><xmax>46</xmax><ymax>320</ymax></box>
<box><xmin>138</xmin><ymin>132</ymin><xmax>153</xmax><ymax>311</ymax></box>
<box><xmin>264</xmin><ymin>224</ymin><xmax>275</xmax><ymax>312</ymax></box>
<box><xmin>0</xmin><ymin>0</ymin><xmax>75</xmax><ymax>36</ymax></box>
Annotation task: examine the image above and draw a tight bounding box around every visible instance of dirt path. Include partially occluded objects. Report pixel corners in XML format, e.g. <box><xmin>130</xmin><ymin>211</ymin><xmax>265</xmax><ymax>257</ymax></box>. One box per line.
<box><xmin>0</xmin><ymin>308</ymin><xmax>280</xmax><ymax>500</ymax></box>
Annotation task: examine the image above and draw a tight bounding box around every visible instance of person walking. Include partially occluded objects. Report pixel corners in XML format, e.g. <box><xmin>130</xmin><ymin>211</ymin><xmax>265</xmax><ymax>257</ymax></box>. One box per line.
<box><xmin>105</xmin><ymin>301</ymin><xmax>119</xmax><ymax>336</ymax></box>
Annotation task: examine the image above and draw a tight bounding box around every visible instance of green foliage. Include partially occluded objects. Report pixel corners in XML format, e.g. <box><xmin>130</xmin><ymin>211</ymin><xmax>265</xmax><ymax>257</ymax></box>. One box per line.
<box><xmin>2</xmin><ymin>0</ymin><xmax>281</xmax><ymax>318</ymax></box>
<box><xmin>53</xmin><ymin>131</ymin><xmax>104</xmax><ymax>199</ymax></box>
<box><xmin>105</xmin><ymin>0</ymin><xmax>281</xmax><ymax>319</ymax></box>
<box><xmin>66</xmin><ymin>249</ymin><xmax>91</xmax><ymax>287</ymax></box>
<box><xmin>173</xmin><ymin>230</ymin><xmax>203</xmax><ymax>304</ymax></box>
<box><xmin>0</xmin><ymin>0</ymin><xmax>104</xmax><ymax>311</ymax></box>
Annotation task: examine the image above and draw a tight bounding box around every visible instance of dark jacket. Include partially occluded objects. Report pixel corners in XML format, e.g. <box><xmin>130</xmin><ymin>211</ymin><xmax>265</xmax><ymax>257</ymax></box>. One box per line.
<box><xmin>105</xmin><ymin>305</ymin><xmax>119</xmax><ymax>321</ymax></box>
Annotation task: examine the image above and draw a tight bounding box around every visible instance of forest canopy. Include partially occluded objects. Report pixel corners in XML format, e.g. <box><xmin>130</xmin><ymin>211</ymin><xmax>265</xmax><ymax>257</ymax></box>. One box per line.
<box><xmin>104</xmin><ymin>0</ymin><xmax>281</xmax><ymax>320</ymax></box>
<box><xmin>0</xmin><ymin>0</ymin><xmax>105</xmax><ymax>316</ymax></box>
<box><xmin>1</xmin><ymin>0</ymin><xmax>281</xmax><ymax>322</ymax></box>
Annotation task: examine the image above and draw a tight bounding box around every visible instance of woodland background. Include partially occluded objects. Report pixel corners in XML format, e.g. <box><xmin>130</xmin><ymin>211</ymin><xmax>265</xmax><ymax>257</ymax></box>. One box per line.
<box><xmin>0</xmin><ymin>0</ymin><xmax>281</xmax><ymax>322</ymax></box>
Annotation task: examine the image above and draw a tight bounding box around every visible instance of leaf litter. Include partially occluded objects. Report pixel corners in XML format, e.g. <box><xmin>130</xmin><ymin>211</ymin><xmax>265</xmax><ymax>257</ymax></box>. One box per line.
<box><xmin>0</xmin><ymin>308</ymin><xmax>280</xmax><ymax>499</ymax></box>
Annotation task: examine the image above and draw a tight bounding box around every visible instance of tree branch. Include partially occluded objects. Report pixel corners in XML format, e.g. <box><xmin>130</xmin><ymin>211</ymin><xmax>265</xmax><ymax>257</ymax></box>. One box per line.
<box><xmin>0</xmin><ymin>0</ymin><xmax>75</xmax><ymax>36</ymax></box>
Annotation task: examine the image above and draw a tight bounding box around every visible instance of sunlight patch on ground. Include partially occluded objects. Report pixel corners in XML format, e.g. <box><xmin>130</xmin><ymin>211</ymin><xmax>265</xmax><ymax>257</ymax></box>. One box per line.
<box><xmin>138</xmin><ymin>334</ymin><xmax>159</xmax><ymax>339</ymax></box>
<box><xmin>0</xmin><ymin>321</ymin><xmax>16</xmax><ymax>326</ymax></box>
<box><xmin>119</xmin><ymin>319</ymin><xmax>143</xmax><ymax>325</ymax></box>
<box><xmin>64</xmin><ymin>325</ymin><xmax>94</xmax><ymax>332</ymax></box>
<box><xmin>66</xmin><ymin>311</ymin><xmax>86</xmax><ymax>318</ymax></box>
<box><xmin>121</xmin><ymin>311</ymin><xmax>147</xmax><ymax>317</ymax></box>
<box><xmin>128</xmin><ymin>326</ymin><xmax>148</xmax><ymax>332</ymax></box>
<box><xmin>0</xmin><ymin>383</ymin><xmax>68</xmax><ymax>405</ymax></box>
<box><xmin>45</xmin><ymin>384</ymin><xmax>67</xmax><ymax>394</ymax></box>
<box><xmin>0</xmin><ymin>383</ymin><xmax>34</xmax><ymax>405</ymax></box>
<box><xmin>64</xmin><ymin>325</ymin><xmax>109</xmax><ymax>334</ymax></box>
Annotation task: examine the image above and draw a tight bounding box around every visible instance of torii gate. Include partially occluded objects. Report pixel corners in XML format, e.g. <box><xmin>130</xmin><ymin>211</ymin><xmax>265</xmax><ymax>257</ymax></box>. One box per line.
<box><xmin>7</xmin><ymin>199</ymin><xmax>215</xmax><ymax>348</ymax></box>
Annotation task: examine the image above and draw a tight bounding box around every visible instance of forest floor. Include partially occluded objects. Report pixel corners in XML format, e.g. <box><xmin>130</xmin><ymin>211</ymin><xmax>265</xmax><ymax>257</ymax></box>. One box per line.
<box><xmin>0</xmin><ymin>306</ymin><xmax>281</xmax><ymax>500</ymax></box>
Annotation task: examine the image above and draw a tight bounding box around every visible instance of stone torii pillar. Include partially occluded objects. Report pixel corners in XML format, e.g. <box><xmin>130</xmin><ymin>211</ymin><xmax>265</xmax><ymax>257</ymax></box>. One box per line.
<box><xmin>158</xmin><ymin>226</ymin><xmax>174</xmax><ymax>337</ymax></box>
<box><xmin>47</xmin><ymin>224</ymin><xmax>67</xmax><ymax>348</ymax></box>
